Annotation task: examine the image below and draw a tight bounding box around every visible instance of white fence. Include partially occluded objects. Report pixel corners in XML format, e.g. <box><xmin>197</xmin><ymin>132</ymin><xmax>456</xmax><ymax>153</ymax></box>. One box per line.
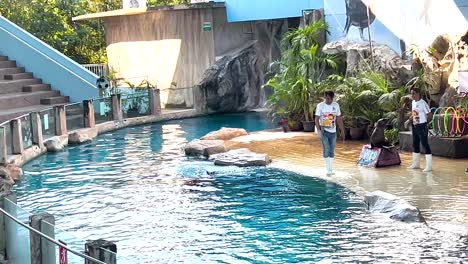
<box><xmin>82</xmin><ymin>64</ymin><xmax>108</xmax><ymax>77</ymax></box>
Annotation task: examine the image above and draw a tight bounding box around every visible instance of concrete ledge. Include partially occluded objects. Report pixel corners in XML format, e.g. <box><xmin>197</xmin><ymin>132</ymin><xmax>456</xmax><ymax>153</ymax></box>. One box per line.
<box><xmin>96</xmin><ymin>110</ymin><xmax>199</xmax><ymax>135</ymax></box>
<box><xmin>399</xmin><ymin>131</ymin><xmax>468</xmax><ymax>158</ymax></box>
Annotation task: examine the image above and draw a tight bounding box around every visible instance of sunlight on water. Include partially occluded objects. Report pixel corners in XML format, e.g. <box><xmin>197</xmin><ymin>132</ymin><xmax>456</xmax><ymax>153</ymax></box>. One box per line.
<box><xmin>14</xmin><ymin>113</ymin><xmax>468</xmax><ymax>263</ymax></box>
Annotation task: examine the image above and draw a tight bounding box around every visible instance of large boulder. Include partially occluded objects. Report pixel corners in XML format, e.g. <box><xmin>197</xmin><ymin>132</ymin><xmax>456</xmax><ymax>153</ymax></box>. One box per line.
<box><xmin>184</xmin><ymin>140</ymin><xmax>226</xmax><ymax>157</ymax></box>
<box><xmin>68</xmin><ymin>128</ymin><xmax>98</xmax><ymax>144</ymax></box>
<box><xmin>195</xmin><ymin>41</ymin><xmax>263</xmax><ymax>113</ymax></box>
<box><xmin>365</xmin><ymin>191</ymin><xmax>425</xmax><ymax>223</ymax></box>
<box><xmin>0</xmin><ymin>164</ymin><xmax>23</xmax><ymax>182</ymax></box>
<box><xmin>201</xmin><ymin>127</ymin><xmax>248</xmax><ymax>141</ymax></box>
<box><xmin>211</xmin><ymin>148</ymin><xmax>271</xmax><ymax>167</ymax></box>
<box><xmin>44</xmin><ymin>136</ymin><xmax>67</xmax><ymax>152</ymax></box>
<box><xmin>0</xmin><ymin>175</ymin><xmax>13</xmax><ymax>196</ymax></box>
<box><xmin>323</xmin><ymin>41</ymin><xmax>410</xmax><ymax>85</ymax></box>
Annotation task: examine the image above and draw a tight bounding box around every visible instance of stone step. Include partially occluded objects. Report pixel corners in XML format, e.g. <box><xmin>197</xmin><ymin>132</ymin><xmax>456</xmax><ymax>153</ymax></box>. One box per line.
<box><xmin>0</xmin><ymin>79</ymin><xmax>42</xmax><ymax>94</ymax></box>
<box><xmin>0</xmin><ymin>91</ymin><xmax>60</xmax><ymax>110</ymax></box>
<box><xmin>4</xmin><ymin>72</ymin><xmax>33</xmax><ymax>81</ymax></box>
<box><xmin>0</xmin><ymin>68</ymin><xmax>25</xmax><ymax>79</ymax></box>
<box><xmin>23</xmin><ymin>84</ymin><xmax>51</xmax><ymax>92</ymax></box>
<box><xmin>41</xmin><ymin>96</ymin><xmax>70</xmax><ymax>105</ymax></box>
<box><xmin>0</xmin><ymin>61</ymin><xmax>16</xmax><ymax>69</ymax></box>
<box><xmin>0</xmin><ymin>56</ymin><xmax>8</xmax><ymax>62</ymax></box>
<box><xmin>0</xmin><ymin>104</ymin><xmax>52</xmax><ymax>123</ymax></box>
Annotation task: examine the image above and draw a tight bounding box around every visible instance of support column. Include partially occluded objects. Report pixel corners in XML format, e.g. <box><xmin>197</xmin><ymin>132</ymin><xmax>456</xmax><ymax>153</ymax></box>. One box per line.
<box><xmin>0</xmin><ymin>127</ymin><xmax>7</xmax><ymax>165</ymax></box>
<box><xmin>11</xmin><ymin>119</ymin><xmax>23</xmax><ymax>155</ymax></box>
<box><xmin>30</xmin><ymin>213</ymin><xmax>56</xmax><ymax>264</ymax></box>
<box><xmin>83</xmin><ymin>100</ymin><xmax>96</xmax><ymax>128</ymax></box>
<box><xmin>149</xmin><ymin>89</ymin><xmax>162</xmax><ymax>116</ymax></box>
<box><xmin>85</xmin><ymin>239</ymin><xmax>117</xmax><ymax>264</ymax></box>
<box><xmin>30</xmin><ymin>113</ymin><xmax>44</xmax><ymax>149</ymax></box>
<box><xmin>54</xmin><ymin>105</ymin><xmax>67</xmax><ymax>136</ymax></box>
<box><xmin>111</xmin><ymin>94</ymin><xmax>122</xmax><ymax>122</ymax></box>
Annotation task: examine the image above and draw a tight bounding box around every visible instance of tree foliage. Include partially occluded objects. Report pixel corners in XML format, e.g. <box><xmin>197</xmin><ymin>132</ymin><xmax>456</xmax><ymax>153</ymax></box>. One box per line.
<box><xmin>0</xmin><ymin>0</ymin><xmax>189</xmax><ymax>64</ymax></box>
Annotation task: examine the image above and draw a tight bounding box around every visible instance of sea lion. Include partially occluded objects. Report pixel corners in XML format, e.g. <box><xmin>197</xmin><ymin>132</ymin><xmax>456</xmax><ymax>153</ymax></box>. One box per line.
<box><xmin>370</xmin><ymin>118</ymin><xmax>389</xmax><ymax>148</ymax></box>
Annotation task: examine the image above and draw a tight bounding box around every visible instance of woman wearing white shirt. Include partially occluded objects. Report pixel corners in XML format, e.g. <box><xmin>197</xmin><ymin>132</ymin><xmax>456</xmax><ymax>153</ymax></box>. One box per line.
<box><xmin>315</xmin><ymin>91</ymin><xmax>346</xmax><ymax>176</ymax></box>
<box><xmin>407</xmin><ymin>88</ymin><xmax>433</xmax><ymax>172</ymax></box>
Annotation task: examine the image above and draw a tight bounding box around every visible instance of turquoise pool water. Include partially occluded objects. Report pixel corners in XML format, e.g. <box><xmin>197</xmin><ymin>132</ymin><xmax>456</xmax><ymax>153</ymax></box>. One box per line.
<box><xmin>15</xmin><ymin>113</ymin><xmax>467</xmax><ymax>263</ymax></box>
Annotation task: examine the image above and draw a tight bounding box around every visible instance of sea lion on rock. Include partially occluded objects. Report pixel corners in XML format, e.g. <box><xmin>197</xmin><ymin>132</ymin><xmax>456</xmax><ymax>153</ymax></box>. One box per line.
<box><xmin>370</xmin><ymin>118</ymin><xmax>389</xmax><ymax>148</ymax></box>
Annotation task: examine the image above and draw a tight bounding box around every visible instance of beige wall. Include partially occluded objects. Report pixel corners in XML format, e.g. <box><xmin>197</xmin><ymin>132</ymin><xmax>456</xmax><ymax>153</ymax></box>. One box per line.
<box><xmin>103</xmin><ymin>8</ymin><xmax>216</xmax><ymax>107</ymax></box>
<box><xmin>212</xmin><ymin>8</ymin><xmax>253</xmax><ymax>57</ymax></box>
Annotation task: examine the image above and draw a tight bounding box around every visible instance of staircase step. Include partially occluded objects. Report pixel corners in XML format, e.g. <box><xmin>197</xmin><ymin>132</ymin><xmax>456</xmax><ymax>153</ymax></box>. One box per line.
<box><xmin>0</xmin><ymin>56</ymin><xmax>9</xmax><ymax>62</ymax></box>
<box><xmin>0</xmin><ymin>79</ymin><xmax>42</xmax><ymax>94</ymax></box>
<box><xmin>0</xmin><ymin>91</ymin><xmax>60</xmax><ymax>110</ymax></box>
<box><xmin>0</xmin><ymin>105</ymin><xmax>51</xmax><ymax>123</ymax></box>
<box><xmin>4</xmin><ymin>72</ymin><xmax>33</xmax><ymax>80</ymax></box>
<box><xmin>0</xmin><ymin>61</ymin><xmax>16</xmax><ymax>69</ymax></box>
<box><xmin>0</xmin><ymin>68</ymin><xmax>25</xmax><ymax>79</ymax></box>
<box><xmin>41</xmin><ymin>96</ymin><xmax>70</xmax><ymax>105</ymax></box>
<box><xmin>23</xmin><ymin>84</ymin><xmax>51</xmax><ymax>92</ymax></box>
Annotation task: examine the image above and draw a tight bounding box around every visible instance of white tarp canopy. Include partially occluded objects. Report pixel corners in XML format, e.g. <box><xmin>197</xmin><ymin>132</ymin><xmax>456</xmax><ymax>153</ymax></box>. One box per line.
<box><xmin>362</xmin><ymin>0</ymin><xmax>468</xmax><ymax>48</ymax></box>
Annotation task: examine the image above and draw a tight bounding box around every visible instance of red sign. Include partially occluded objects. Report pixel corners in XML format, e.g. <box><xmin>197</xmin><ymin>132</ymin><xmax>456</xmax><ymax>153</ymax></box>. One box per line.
<box><xmin>59</xmin><ymin>240</ymin><xmax>68</xmax><ymax>264</ymax></box>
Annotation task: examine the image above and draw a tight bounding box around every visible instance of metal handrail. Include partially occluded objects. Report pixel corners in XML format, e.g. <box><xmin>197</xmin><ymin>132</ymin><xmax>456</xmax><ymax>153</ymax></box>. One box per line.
<box><xmin>0</xmin><ymin>206</ymin><xmax>106</xmax><ymax>264</ymax></box>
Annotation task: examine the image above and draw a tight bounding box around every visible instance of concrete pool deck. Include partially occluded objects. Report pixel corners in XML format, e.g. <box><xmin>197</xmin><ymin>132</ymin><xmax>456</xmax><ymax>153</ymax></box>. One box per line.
<box><xmin>226</xmin><ymin>129</ymin><xmax>468</xmax><ymax>232</ymax></box>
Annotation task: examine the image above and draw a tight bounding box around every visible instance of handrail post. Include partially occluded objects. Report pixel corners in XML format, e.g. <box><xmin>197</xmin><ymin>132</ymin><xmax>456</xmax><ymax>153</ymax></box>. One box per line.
<box><xmin>54</xmin><ymin>105</ymin><xmax>67</xmax><ymax>136</ymax></box>
<box><xmin>30</xmin><ymin>213</ymin><xmax>56</xmax><ymax>264</ymax></box>
<box><xmin>30</xmin><ymin>112</ymin><xmax>44</xmax><ymax>149</ymax></box>
<box><xmin>85</xmin><ymin>239</ymin><xmax>117</xmax><ymax>264</ymax></box>
<box><xmin>111</xmin><ymin>94</ymin><xmax>122</xmax><ymax>122</ymax></box>
<box><xmin>149</xmin><ymin>89</ymin><xmax>162</xmax><ymax>116</ymax></box>
<box><xmin>11</xmin><ymin>119</ymin><xmax>23</xmax><ymax>155</ymax></box>
<box><xmin>0</xmin><ymin>127</ymin><xmax>7</xmax><ymax>165</ymax></box>
<box><xmin>83</xmin><ymin>99</ymin><xmax>96</xmax><ymax>128</ymax></box>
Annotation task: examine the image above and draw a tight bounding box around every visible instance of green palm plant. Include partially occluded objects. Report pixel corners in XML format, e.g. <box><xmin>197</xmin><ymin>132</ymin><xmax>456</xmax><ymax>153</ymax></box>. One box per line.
<box><xmin>266</xmin><ymin>20</ymin><xmax>336</xmax><ymax>127</ymax></box>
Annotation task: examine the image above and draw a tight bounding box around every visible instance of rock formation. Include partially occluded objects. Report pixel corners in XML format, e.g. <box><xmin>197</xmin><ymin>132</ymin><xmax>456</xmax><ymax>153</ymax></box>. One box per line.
<box><xmin>69</xmin><ymin>128</ymin><xmax>98</xmax><ymax>144</ymax></box>
<box><xmin>323</xmin><ymin>41</ymin><xmax>411</xmax><ymax>85</ymax></box>
<box><xmin>210</xmin><ymin>148</ymin><xmax>271</xmax><ymax>167</ymax></box>
<box><xmin>195</xmin><ymin>41</ymin><xmax>263</xmax><ymax>113</ymax></box>
<box><xmin>184</xmin><ymin>139</ymin><xmax>226</xmax><ymax>157</ymax></box>
<box><xmin>44</xmin><ymin>136</ymin><xmax>68</xmax><ymax>152</ymax></box>
<box><xmin>0</xmin><ymin>164</ymin><xmax>22</xmax><ymax>182</ymax></box>
<box><xmin>436</xmin><ymin>32</ymin><xmax>468</xmax><ymax>107</ymax></box>
<box><xmin>365</xmin><ymin>190</ymin><xmax>425</xmax><ymax>223</ymax></box>
<box><xmin>201</xmin><ymin>127</ymin><xmax>248</xmax><ymax>141</ymax></box>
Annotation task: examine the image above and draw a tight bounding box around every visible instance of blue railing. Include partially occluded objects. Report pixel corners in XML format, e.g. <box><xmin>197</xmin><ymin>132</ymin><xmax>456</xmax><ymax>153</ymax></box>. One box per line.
<box><xmin>0</xmin><ymin>16</ymin><xmax>99</xmax><ymax>102</ymax></box>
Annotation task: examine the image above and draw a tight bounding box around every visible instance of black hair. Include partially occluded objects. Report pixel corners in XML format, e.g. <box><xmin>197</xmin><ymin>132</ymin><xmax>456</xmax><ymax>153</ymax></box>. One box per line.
<box><xmin>324</xmin><ymin>91</ymin><xmax>335</xmax><ymax>98</ymax></box>
<box><xmin>410</xmin><ymin>87</ymin><xmax>421</xmax><ymax>95</ymax></box>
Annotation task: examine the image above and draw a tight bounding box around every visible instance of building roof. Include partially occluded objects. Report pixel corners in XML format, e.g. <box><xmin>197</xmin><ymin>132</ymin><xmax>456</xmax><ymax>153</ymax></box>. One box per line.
<box><xmin>72</xmin><ymin>2</ymin><xmax>225</xmax><ymax>22</ymax></box>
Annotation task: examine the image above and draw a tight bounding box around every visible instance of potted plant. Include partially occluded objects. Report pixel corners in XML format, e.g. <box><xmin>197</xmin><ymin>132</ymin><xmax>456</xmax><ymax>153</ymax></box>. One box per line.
<box><xmin>266</xmin><ymin>20</ymin><xmax>336</xmax><ymax>133</ymax></box>
<box><xmin>292</xmin><ymin>45</ymin><xmax>337</xmax><ymax>132</ymax></box>
<box><xmin>345</xmin><ymin>117</ymin><xmax>365</xmax><ymax>140</ymax></box>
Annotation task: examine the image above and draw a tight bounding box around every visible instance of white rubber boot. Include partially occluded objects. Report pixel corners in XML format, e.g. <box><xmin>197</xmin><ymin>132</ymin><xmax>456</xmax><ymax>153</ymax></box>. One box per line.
<box><xmin>325</xmin><ymin>158</ymin><xmax>331</xmax><ymax>176</ymax></box>
<box><xmin>408</xmin><ymin>153</ymin><xmax>421</xmax><ymax>169</ymax></box>
<box><xmin>329</xmin><ymin>158</ymin><xmax>335</xmax><ymax>175</ymax></box>
<box><xmin>423</xmin><ymin>154</ymin><xmax>432</xmax><ymax>172</ymax></box>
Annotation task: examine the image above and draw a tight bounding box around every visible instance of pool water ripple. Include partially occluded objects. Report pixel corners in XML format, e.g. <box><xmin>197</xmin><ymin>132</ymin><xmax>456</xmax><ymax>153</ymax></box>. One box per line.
<box><xmin>14</xmin><ymin>113</ymin><xmax>468</xmax><ymax>263</ymax></box>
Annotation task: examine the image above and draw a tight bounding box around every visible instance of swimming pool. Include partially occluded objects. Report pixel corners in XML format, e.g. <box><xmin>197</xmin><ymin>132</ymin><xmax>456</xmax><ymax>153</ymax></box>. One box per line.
<box><xmin>15</xmin><ymin>113</ymin><xmax>467</xmax><ymax>263</ymax></box>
